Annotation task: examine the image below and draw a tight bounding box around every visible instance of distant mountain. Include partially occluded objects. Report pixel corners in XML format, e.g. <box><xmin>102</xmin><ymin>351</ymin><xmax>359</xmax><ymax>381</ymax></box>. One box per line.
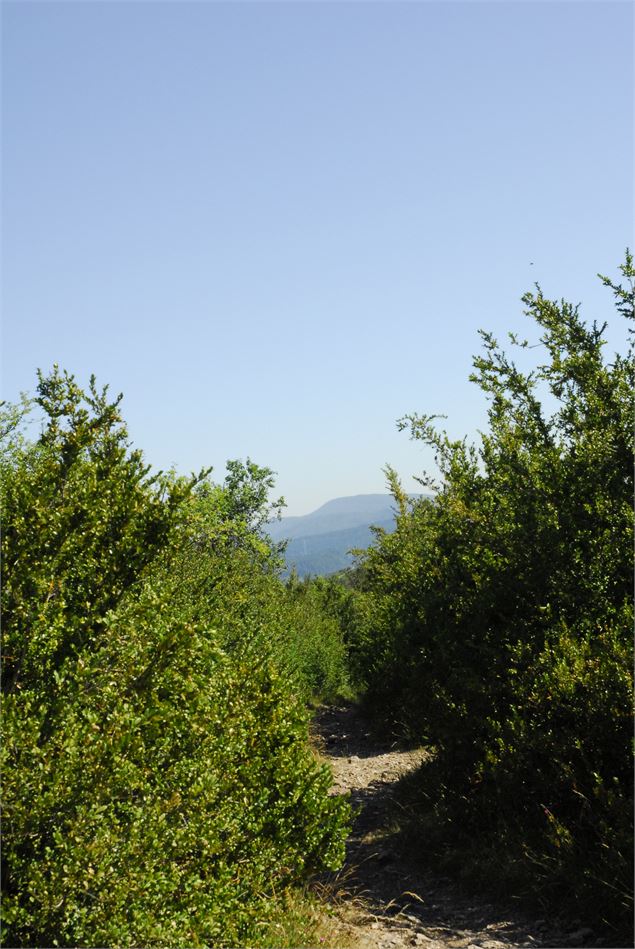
<box><xmin>265</xmin><ymin>494</ymin><xmax>422</xmax><ymax>578</ymax></box>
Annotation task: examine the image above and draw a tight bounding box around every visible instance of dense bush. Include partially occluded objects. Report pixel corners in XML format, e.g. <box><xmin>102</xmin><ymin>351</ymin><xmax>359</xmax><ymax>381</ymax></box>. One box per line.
<box><xmin>173</xmin><ymin>485</ymin><xmax>351</xmax><ymax>705</ymax></box>
<box><xmin>354</xmin><ymin>258</ymin><xmax>634</xmax><ymax>936</ymax></box>
<box><xmin>280</xmin><ymin>572</ymin><xmax>375</xmax><ymax>703</ymax></box>
<box><xmin>1</xmin><ymin>369</ymin><xmax>349</xmax><ymax>947</ymax></box>
<box><xmin>278</xmin><ymin>574</ymin><xmax>350</xmax><ymax>702</ymax></box>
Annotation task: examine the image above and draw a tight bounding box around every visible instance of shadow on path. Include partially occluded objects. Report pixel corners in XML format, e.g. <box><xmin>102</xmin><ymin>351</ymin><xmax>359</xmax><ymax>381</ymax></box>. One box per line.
<box><xmin>313</xmin><ymin>703</ymin><xmax>416</xmax><ymax>760</ymax></box>
<box><xmin>312</xmin><ymin>702</ymin><xmax>605</xmax><ymax>949</ymax></box>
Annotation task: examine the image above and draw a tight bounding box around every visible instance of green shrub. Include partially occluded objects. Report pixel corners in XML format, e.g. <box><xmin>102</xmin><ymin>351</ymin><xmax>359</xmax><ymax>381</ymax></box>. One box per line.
<box><xmin>1</xmin><ymin>369</ymin><xmax>349</xmax><ymax>947</ymax></box>
<box><xmin>280</xmin><ymin>575</ymin><xmax>352</xmax><ymax>702</ymax></box>
<box><xmin>355</xmin><ymin>257</ymin><xmax>634</xmax><ymax>936</ymax></box>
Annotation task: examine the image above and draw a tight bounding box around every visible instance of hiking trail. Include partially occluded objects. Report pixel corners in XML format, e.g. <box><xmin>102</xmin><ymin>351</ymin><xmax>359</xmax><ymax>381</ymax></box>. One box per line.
<box><xmin>312</xmin><ymin>703</ymin><xmax>601</xmax><ymax>949</ymax></box>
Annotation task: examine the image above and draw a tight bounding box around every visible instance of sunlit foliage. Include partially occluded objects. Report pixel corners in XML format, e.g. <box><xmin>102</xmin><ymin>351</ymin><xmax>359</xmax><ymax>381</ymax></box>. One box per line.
<box><xmin>1</xmin><ymin>369</ymin><xmax>349</xmax><ymax>947</ymax></box>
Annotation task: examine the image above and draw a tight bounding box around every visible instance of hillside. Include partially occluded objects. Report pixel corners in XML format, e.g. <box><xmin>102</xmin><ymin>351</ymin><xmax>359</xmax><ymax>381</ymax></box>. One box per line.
<box><xmin>266</xmin><ymin>494</ymin><xmax>411</xmax><ymax>577</ymax></box>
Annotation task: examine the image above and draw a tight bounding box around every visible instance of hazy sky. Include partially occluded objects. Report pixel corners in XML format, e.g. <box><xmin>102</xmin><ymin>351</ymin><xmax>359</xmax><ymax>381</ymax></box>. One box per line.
<box><xmin>2</xmin><ymin>1</ymin><xmax>632</xmax><ymax>515</ymax></box>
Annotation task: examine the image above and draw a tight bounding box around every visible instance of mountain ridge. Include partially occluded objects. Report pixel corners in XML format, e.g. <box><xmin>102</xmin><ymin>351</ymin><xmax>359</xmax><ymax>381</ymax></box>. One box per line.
<box><xmin>265</xmin><ymin>493</ymin><xmax>424</xmax><ymax>577</ymax></box>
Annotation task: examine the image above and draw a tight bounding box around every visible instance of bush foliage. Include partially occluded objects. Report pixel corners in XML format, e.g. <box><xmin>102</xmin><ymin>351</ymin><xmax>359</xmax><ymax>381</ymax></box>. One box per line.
<box><xmin>352</xmin><ymin>258</ymin><xmax>634</xmax><ymax>935</ymax></box>
<box><xmin>3</xmin><ymin>256</ymin><xmax>632</xmax><ymax>944</ymax></box>
<box><xmin>1</xmin><ymin>369</ymin><xmax>349</xmax><ymax>947</ymax></box>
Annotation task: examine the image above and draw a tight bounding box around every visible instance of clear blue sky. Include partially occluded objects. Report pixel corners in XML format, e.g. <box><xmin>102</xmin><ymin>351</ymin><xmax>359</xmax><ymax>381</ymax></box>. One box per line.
<box><xmin>2</xmin><ymin>1</ymin><xmax>632</xmax><ymax>515</ymax></box>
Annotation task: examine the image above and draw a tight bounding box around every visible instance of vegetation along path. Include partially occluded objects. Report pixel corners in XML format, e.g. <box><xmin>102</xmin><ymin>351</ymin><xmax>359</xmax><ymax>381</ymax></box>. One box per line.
<box><xmin>312</xmin><ymin>703</ymin><xmax>601</xmax><ymax>949</ymax></box>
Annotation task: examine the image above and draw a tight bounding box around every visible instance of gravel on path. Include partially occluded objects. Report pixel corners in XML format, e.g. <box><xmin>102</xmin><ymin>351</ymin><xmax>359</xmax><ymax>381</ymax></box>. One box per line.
<box><xmin>311</xmin><ymin>703</ymin><xmax>605</xmax><ymax>949</ymax></box>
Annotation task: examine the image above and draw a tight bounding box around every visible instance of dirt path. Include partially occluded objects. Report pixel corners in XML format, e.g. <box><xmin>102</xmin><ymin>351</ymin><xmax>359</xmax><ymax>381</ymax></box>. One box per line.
<box><xmin>312</xmin><ymin>704</ymin><xmax>600</xmax><ymax>949</ymax></box>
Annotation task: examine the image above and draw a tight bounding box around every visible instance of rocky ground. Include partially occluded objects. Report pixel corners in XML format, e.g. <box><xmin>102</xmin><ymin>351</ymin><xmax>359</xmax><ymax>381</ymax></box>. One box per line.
<box><xmin>311</xmin><ymin>703</ymin><xmax>610</xmax><ymax>949</ymax></box>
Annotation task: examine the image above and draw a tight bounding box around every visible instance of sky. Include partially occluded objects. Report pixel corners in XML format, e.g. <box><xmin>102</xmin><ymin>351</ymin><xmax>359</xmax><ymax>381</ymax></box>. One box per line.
<box><xmin>2</xmin><ymin>0</ymin><xmax>633</xmax><ymax>516</ymax></box>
